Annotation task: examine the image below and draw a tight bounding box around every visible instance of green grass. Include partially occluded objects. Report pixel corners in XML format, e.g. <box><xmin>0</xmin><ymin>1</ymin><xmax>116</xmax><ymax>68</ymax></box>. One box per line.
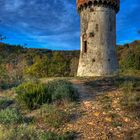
<box><xmin>0</xmin><ymin>98</ymin><xmax>13</xmax><ymax>109</ymax></box>
<box><xmin>0</xmin><ymin>108</ymin><xmax>23</xmax><ymax>124</ymax></box>
<box><xmin>40</xmin><ymin>104</ymin><xmax>70</xmax><ymax>128</ymax></box>
<box><xmin>46</xmin><ymin>80</ymin><xmax>79</xmax><ymax>102</ymax></box>
<box><xmin>15</xmin><ymin>82</ymin><xmax>50</xmax><ymax>110</ymax></box>
<box><xmin>118</xmin><ymin>81</ymin><xmax>140</xmax><ymax>119</ymax></box>
<box><xmin>0</xmin><ymin>125</ymin><xmax>75</xmax><ymax>140</ymax></box>
<box><xmin>15</xmin><ymin>80</ymin><xmax>79</xmax><ymax>110</ymax></box>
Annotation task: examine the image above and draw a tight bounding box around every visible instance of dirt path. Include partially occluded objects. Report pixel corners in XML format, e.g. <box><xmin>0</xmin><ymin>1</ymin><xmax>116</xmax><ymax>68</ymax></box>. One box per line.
<box><xmin>27</xmin><ymin>78</ymin><xmax>140</xmax><ymax>139</ymax></box>
<box><xmin>61</xmin><ymin>79</ymin><xmax>140</xmax><ymax>140</ymax></box>
<box><xmin>65</xmin><ymin>79</ymin><xmax>112</xmax><ymax>139</ymax></box>
<box><xmin>70</xmin><ymin>79</ymin><xmax>96</xmax><ymax>101</ymax></box>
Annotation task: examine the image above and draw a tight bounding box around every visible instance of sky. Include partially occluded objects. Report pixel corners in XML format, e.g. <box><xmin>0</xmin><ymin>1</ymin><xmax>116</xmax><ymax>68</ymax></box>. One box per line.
<box><xmin>0</xmin><ymin>0</ymin><xmax>140</xmax><ymax>50</ymax></box>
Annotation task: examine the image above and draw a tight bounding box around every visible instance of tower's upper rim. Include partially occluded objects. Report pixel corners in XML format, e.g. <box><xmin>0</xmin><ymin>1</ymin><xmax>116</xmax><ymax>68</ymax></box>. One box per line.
<box><xmin>77</xmin><ymin>0</ymin><xmax>120</xmax><ymax>13</ymax></box>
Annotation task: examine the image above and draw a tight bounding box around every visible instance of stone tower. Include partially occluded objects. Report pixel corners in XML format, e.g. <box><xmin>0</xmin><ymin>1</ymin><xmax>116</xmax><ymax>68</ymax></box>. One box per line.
<box><xmin>77</xmin><ymin>0</ymin><xmax>120</xmax><ymax>77</ymax></box>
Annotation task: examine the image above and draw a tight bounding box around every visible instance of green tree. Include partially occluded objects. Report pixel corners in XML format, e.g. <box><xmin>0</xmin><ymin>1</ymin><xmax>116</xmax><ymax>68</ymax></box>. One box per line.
<box><xmin>48</xmin><ymin>52</ymin><xmax>68</xmax><ymax>77</ymax></box>
<box><xmin>24</xmin><ymin>56</ymin><xmax>49</xmax><ymax>78</ymax></box>
<box><xmin>120</xmin><ymin>46</ymin><xmax>140</xmax><ymax>70</ymax></box>
<box><xmin>70</xmin><ymin>57</ymin><xmax>79</xmax><ymax>76</ymax></box>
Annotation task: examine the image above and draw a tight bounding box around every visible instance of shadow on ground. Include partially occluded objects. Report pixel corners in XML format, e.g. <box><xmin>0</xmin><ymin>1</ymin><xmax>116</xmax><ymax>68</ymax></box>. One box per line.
<box><xmin>84</xmin><ymin>76</ymin><xmax>140</xmax><ymax>93</ymax></box>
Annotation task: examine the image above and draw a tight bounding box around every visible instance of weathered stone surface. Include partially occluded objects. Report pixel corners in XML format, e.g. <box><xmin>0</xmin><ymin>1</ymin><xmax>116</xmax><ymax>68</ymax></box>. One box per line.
<box><xmin>77</xmin><ymin>2</ymin><xmax>120</xmax><ymax>77</ymax></box>
<box><xmin>77</xmin><ymin>0</ymin><xmax>120</xmax><ymax>13</ymax></box>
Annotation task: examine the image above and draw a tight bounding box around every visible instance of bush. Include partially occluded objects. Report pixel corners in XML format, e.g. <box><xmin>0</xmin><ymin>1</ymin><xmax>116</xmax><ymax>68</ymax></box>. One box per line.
<box><xmin>0</xmin><ymin>64</ymin><xmax>23</xmax><ymax>90</ymax></box>
<box><xmin>15</xmin><ymin>80</ymin><xmax>78</xmax><ymax>110</ymax></box>
<box><xmin>0</xmin><ymin>125</ymin><xmax>75</xmax><ymax>140</ymax></box>
<box><xmin>0</xmin><ymin>108</ymin><xmax>23</xmax><ymax>124</ymax></box>
<box><xmin>24</xmin><ymin>56</ymin><xmax>49</xmax><ymax>78</ymax></box>
<box><xmin>120</xmin><ymin>46</ymin><xmax>140</xmax><ymax>71</ymax></box>
<box><xmin>46</xmin><ymin>80</ymin><xmax>79</xmax><ymax>102</ymax></box>
<box><xmin>15</xmin><ymin>82</ymin><xmax>51</xmax><ymax>110</ymax></box>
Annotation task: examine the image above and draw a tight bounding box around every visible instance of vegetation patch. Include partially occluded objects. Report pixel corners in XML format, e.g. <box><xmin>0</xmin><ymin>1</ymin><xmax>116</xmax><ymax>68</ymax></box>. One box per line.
<box><xmin>100</xmin><ymin>95</ymin><xmax>113</xmax><ymax>111</ymax></box>
<box><xmin>46</xmin><ymin>80</ymin><xmax>79</xmax><ymax>102</ymax></box>
<box><xmin>0</xmin><ymin>125</ymin><xmax>75</xmax><ymax>140</ymax></box>
<box><xmin>40</xmin><ymin>104</ymin><xmax>70</xmax><ymax>128</ymax></box>
<box><xmin>120</xmin><ymin>82</ymin><xmax>140</xmax><ymax>113</ymax></box>
<box><xmin>112</xmin><ymin>121</ymin><xmax>123</xmax><ymax>128</ymax></box>
<box><xmin>0</xmin><ymin>64</ymin><xmax>23</xmax><ymax>90</ymax></box>
<box><xmin>45</xmin><ymin>105</ymin><xmax>70</xmax><ymax>128</ymax></box>
<box><xmin>15</xmin><ymin>82</ymin><xmax>49</xmax><ymax>110</ymax></box>
<box><xmin>0</xmin><ymin>108</ymin><xmax>23</xmax><ymax>124</ymax></box>
<box><xmin>124</xmin><ymin>129</ymin><xmax>140</xmax><ymax>140</ymax></box>
<box><xmin>120</xmin><ymin>45</ymin><xmax>140</xmax><ymax>71</ymax></box>
<box><xmin>15</xmin><ymin>80</ymin><xmax>78</xmax><ymax>110</ymax></box>
<box><xmin>0</xmin><ymin>98</ymin><xmax>13</xmax><ymax>109</ymax></box>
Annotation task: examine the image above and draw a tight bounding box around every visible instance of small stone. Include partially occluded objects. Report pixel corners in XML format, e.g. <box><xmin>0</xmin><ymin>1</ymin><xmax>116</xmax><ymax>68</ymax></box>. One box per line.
<box><xmin>67</xmin><ymin>124</ymin><xmax>73</xmax><ymax>128</ymax></box>
<box><xmin>117</xmin><ymin>126</ymin><xmax>122</xmax><ymax>130</ymax></box>
<box><xmin>83</xmin><ymin>101</ymin><xmax>92</xmax><ymax>108</ymax></box>
<box><xmin>87</xmin><ymin>122</ymin><xmax>94</xmax><ymax>125</ymax></box>
<box><xmin>94</xmin><ymin>112</ymin><xmax>100</xmax><ymax>117</ymax></box>
<box><xmin>123</xmin><ymin>117</ymin><xmax>130</xmax><ymax>122</ymax></box>
<box><xmin>116</xmin><ymin>108</ymin><xmax>121</xmax><ymax>111</ymax></box>
<box><xmin>92</xmin><ymin>106</ymin><xmax>95</xmax><ymax>110</ymax></box>
<box><xmin>105</xmin><ymin>117</ymin><xmax>112</xmax><ymax>122</ymax></box>
<box><xmin>102</xmin><ymin>112</ymin><xmax>106</xmax><ymax>115</ymax></box>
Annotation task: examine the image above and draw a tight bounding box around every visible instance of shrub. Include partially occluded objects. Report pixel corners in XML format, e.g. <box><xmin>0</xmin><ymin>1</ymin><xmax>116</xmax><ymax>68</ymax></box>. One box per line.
<box><xmin>15</xmin><ymin>82</ymin><xmax>51</xmax><ymax>110</ymax></box>
<box><xmin>120</xmin><ymin>46</ymin><xmax>140</xmax><ymax>71</ymax></box>
<box><xmin>48</xmin><ymin>52</ymin><xmax>69</xmax><ymax>77</ymax></box>
<box><xmin>15</xmin><ymin>80</ymin><xmax>78</xmax><ymax>110</ymax></box>
<box><xmin>24</xmin><ymin>56</ymin><xmax>49</xmax><ymax>78</ymax></box>
<box><xmin>0</xmin><ymin>108</ymin><xmax>23</xmax><ymax>124</ymax></box>
<box><xmin>46</xmin><ymin>80</ymin><xmax>79</xmax><ymax>102</ymax></box>
<box><xmin>0</xmin><ymin>125</ymin><xmax>75</xmax><ymax>140</ymax></box>
<box><xmin>0</xmin><ymin>64</ymin><xmax>23</xmax><ymax>90</ymax></box>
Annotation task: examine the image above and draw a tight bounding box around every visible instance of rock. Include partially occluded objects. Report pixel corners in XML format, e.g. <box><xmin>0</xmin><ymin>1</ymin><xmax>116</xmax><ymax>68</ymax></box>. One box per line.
<box><xmin>83</xmin><ymin>101</ymin><xmax>93</xmax><ymax>108</ymax></box>
<box><xmin>105</xmin><ymin>117</ymin><xmax>112</xmax><ymax>122</ymax></box>
<box><xmin>87</xmin><ymin>122</ymin><xmax>94</xmax><ymax>126</ymax></box>
<box><xmin>116</xmin><ymin>108</ymin><xmax>121</xmax><ymax>111</ymax></box>
<box><xmin>102</xmin><ymin>112</ymin><xmax>106</xmax><ymax>115</ymax></box>
<box><xmin>67</xmin><ymin>124</ymin><xmax>73</xmax><ymax>128</ymax></box>
<box><xmin>117</xmin><ymin>126</ymin><xmax>122</xmax><ymax>130</ymax></box>
<box><xmin>94</xmin><ymin>112</ymin><xmax>100</xmax><ymax>117</ymax></box>
<box><xmin>123</xmin><ymin>117</ymin><xmax>130</xmax><ymax>122</ymax></box>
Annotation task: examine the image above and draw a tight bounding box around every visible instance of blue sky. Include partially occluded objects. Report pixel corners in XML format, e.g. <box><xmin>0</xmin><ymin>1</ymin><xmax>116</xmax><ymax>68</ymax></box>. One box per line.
<box><xmin>0</xmin><ymin>0</ymin><xmax>140</xmax><ymax>50</ymax></box>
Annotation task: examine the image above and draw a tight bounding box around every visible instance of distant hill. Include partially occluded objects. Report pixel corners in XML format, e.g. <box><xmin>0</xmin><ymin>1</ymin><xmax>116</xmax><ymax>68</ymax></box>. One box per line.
<box><xmin>0</xmin><ymin>42</ymin><xmax>80</xmax><ymax>61</ymax></box>
<box><xmin>0</xmin><ymin>40</ymin><xmax>139</xmax><ymax>79</ymax></box>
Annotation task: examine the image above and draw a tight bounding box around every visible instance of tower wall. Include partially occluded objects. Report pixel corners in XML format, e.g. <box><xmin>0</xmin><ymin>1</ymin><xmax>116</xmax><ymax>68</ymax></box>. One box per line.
<box><xmin>77</xmin><ymin>6</ymin><xmax>119</xmax><ymax>76</ymax></box>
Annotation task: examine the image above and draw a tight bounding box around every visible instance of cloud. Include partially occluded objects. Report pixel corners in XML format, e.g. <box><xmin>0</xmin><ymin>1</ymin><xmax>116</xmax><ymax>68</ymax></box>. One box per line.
<box><xmin>117</xmin><ymin>0</ymin><xmax>140</xmax><ymax>44</ymax></box>
<box><xmin>0</xmin><ymin>0</ymin><xmax>140</xmax><ymax>49</ymax></box>
<box><xmin>4</xmin><ymin>0</ymin><xmax>24</xmax><ymax>11</ymax></box>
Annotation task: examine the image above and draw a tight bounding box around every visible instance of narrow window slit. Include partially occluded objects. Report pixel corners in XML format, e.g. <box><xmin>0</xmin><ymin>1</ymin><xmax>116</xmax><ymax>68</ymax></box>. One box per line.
<box><xmin>83</xmin><ymin>41</ymin><xmax>87</xmax><ymax>53</ymax></box>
